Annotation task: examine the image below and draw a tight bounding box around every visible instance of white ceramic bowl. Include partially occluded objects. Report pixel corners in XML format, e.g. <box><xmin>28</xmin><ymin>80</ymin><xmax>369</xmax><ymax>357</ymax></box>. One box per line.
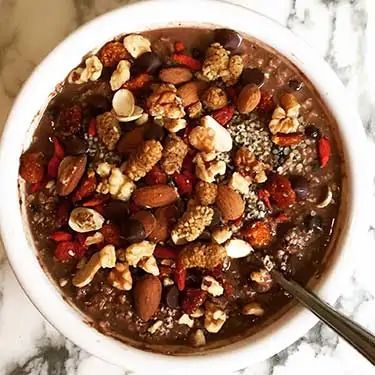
<box><xmin>0</xmin><ymin>1</ymin><xmax>371</xmax><ymax>373</ymax></box>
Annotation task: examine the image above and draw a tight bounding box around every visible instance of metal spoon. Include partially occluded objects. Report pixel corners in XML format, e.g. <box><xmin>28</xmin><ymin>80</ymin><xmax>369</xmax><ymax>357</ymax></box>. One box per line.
<box><xmin>270</xmin><ymin>268</ymin><xmax>375</xmax><ymax>365</ymax></box>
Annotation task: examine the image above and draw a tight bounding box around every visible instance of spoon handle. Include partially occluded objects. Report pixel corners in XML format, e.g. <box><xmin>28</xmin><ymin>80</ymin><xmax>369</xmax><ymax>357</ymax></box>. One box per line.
<box><xmin>271</xmin><ymin>270</ymin><xmax>375</xmax><ymax>365</ymax></box>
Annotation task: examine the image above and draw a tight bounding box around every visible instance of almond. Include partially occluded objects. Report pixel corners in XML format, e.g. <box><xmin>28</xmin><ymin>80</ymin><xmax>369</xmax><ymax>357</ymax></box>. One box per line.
<box><xmin>132</xmin><ymin>185</ymin><xmax>179</xmax><ymax>208</ymax></box>
<box><xmin>159</xmin><ymin>67</ymin><xmax>193</xmax><ymax>85</ymax></box>
<box><xmin>177</xmin><ymin>81</ymin><xmax>208</xmax><ymax>107</ymax></box>
<box><xmin>149</xmin><ymin>205</ymin><xmax>179</xmax><ymax>243</ymax></box>
<box><xmin>56</xmin><ymin>155</ymin><xmax>87</xmax><ymax>196</ymax></box>
<box><xmin>133</xmin><ymin>275</ymin><xmax>162</xmax><ymax>321</ymax></box>
<box><xmin>216</xmin><ymin>185</ymin><xmax>244</xmax><ymax>221</ymax></box>
<box><xmin>237</xmin><ymin>84</ymin><xmax>261</xmax><ymax>114</ymax></box>
<box><xmin>116</xmin><ymin>126</ymin><xmax>146</xmax><ymax>155</ymax></box>
<box><xmin>132</xmin><ymin>210</ymin><xmax>156</xmax><ymax>237</ymax></box>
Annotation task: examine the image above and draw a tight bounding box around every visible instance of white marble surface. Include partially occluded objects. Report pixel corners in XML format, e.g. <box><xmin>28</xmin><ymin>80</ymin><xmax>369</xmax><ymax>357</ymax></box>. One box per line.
<box><xmin>1</xmin><ymin>0</ymin><xmax>375</xmax><ymax>374</ymax></box>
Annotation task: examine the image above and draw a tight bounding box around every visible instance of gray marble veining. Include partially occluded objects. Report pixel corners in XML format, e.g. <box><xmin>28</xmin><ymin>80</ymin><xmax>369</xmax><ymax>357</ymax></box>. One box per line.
<box><xmin>0</xmin><ymin>0</ymin><xmax>375</xmax><ymax>374</ymax></box>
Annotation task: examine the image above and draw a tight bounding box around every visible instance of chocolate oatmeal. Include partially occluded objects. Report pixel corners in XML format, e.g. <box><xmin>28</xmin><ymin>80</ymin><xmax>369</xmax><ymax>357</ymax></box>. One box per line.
<box><xmin>18</xmin><ymin>27</ymin><xmax>344</xmax><ymax>354</ymax></box>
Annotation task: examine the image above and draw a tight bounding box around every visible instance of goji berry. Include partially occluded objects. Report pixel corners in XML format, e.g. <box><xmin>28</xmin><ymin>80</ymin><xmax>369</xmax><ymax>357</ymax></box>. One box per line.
<box><xmin>49</xmin><ymin>231</ymin><xmax>73</xmax><ymax>242</ymax></box>
<box><xmin>144</xmin><ymin>165</ymin><xmax>168</xmax><ymax>185</ymax></box>
<box><xmin>52</xmin><ymin>136</ymin><xmax>65</xmax><ymax>160</ymax></box>
<box><xmin>20</xmin><ymin>152</ymin><xmax>45</xmax><ymax>184</ymax></box>
<box><xmin>212</xmin><ymin>105</ymin><xmax>235</xmax><ymax>126</ymax></box>
<box><xmin>173</xmin><ymin>171</ymin><xmax>194</xmax><ymax>196</ymax></box>
<box><xmin>88</xmin><ymin>118</ymin><xmax>97</xmax><ymax>137</ymax></box>
<box><xmin>154</xmin><ymin>246</ymin><xmax>179</xmax><ymax>259</ymax></box>
<box><xmin>227</xmin><ymin>87</ymin><xmax>238</xmax><ymax>102</ymax></box>
<box><xmin>274</xmin><ymin>213</ymin><xmax>289</xmax><ymax>224</ymax></box>
<box><xmin>159</xmin><ymin>265</ymin><xmax>173</xmax><ymax>278</ymax></box>
<box><xmin>72</xmin><ymin>174</ymin><xmax>97</xmax><ymax>203</ymax></box>
<box><xmin>47</xmin><ymin>154</ymin><xmax>61</xmax><ymax>178</ymax></box>
<box><xmin>129</xmin><ymin>201</ymin><xmax>141</xmax><ymax>214</ymax></box>
<box><xmin>94</xmin><ymin>204</ymin><xmax>106</xmax><ymax>216</ymax></box>
<box><xmin>182</xmin><ymin>153</ymin><xmax>195</xmax><ymax>173</ymax></box>
<box><xmin>82</xmin><ymin>194</ymin><xmax>111</xmax><ymax>207</ymax></box>
<box><xmin>54</xmin><ymin>241</ymin><xmax>77</xmax><ymax>262</ymax></box>
<box><xmin>204</xmin><ymin>264</ymin><xmax>222</xmax><ymax>279</ymax></box>
<box><xmin>75</xmin><ymin>233</ymin><xmax>88</xmax><ymax>248</ymax></box>
<box><xmin>222</xmin><ymin>278</ymin><xmax>234</xmax><ymax>297</ymax></box>
<box><xmin>258</xmin><ymin>91</ymin><xmax>275</xmax><ymax>113</ymax></box>
<box><xmin>181</xmin><ymin>288</ymin><xmax>207</xmax><ymax>314</ymax></box>
<box><xmin>175</xmin><ymin>261</ymin><xmax>186</xmax><ymax>291</ymax></box>
<box><xmin>100</xmin><ymin>223</ymin><xmax>121</xmax><ymax>246</ymax></box>
<box><xmin>174</xmin><ymin>41</ymin><xmax>185</xmax><ymax>53</ymax></box>
<box><xmin>258</xmin><ymin>189</ymin><xmax>272</xmax><ymax>210</ymax></box>
<box><xmin>75</xmin><ymin>244</ymin><xmax>88</xmax><ymax>259</ymax></box>
<box><xmin>265</xmin><ymin>174</ymin><xmax>296</xmax><ymax>210</ymax></box>
<box><xmin>58</xmin><ymin>105</ymin><xmax>82</xmax><ymax>135</ymax></box>
<box><xmin>243</xmin><ymin>221</ymin><xmax>272</xmax><ymax>248</ymax></box>
<box><xmin>171</xmin><ymin>54</ymin><xmax>202</xmax><ymax>71</ymax></box>
<box><xmin>124</xmin><ymin>73</ymin><xmax>153</xmax><ymax>91</ymax></box>
<box><xmin>318</xmin><ymin>136</ymin><xmax>331</xmax><ymax>168</ymax></box>
<box><xmin>29</xmin><ymin>179</ymin><xmax>47</xmax><ymax>193</ymax></box>
<box><xmin>56</xmin><ymin>199</ymin><xmax>72</xmax><ymax>227</ymax></box>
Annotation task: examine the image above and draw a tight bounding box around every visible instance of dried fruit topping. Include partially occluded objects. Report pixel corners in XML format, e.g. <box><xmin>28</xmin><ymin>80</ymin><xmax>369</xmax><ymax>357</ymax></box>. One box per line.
<box><xmin>179</xmin><ymin>242</ymin><xmax>226</xmax><ymax>269</ymax></box>
<box><xmin>173</xmin><ymin>171</ymin><xmax>195</xmax><ymax>196</ymax></box>
<box><xmin>82</xmin><ymin>194</ymin><xmax>110</xmax><ymax>207</ymax></box>
<box><xmin>258</xmin><ymin>189</ymin><xmax>272</xmax><ymax>210</ymax></box>
<box><xmin>56</xmin><ymin>199</ymin><xmax>72</xmax><ymax>227</ymax></box>
<box><xmin>99</xmin><ymin>41</ymin><xmax>128</xmax><ymax>67</ymax></box>
<box><xmin>242</xmin><ymin>221</ymin><xmax>273</xmax><ymax>248</ymax></box>
<box><xmin>318</xmin><ymin>136</ymin><xmax>331</xmax><ymax>168</ymax></box>
<box><xmin>117</xmin><ymin>126</ymin><xmax>146</xmax><ymax>155</ymax></box>
<box><xmin>212</xmin><ymin>105</ymin><xmax>235</xmax><ymax>127</ymax></box>
<box><xmin>19</xmin><ymin>152</ymin><xmax>45</xmax><ymax>184</ymax></box>
<box><xmin>123</xmin><ymin>73</ymin><xmax>153</xmax><ymax>91</ymax></box>
<box><xmin>49</xmin><ymin>231</ymin><xmax>73</xmax><ymax>242</ymax></box>
<box><xmin>144</xmin><ymin>165</ymin><xmax>168</xmax><ymax>185</ymax></box>
<box><xmin>72</xmin><ymin>173</ymin><xmax>97</xmax><ymax>203</ymax></box>
<box><xmin>52</xmin><ymin>136</ymin><xmax>65</xmax><ymax>160</ymax></box>
<box><xmin>174</xmin><ymin>41</ymin><xmax>185</xmax><ymax>53</ymax></box>
<box><xmin>100</xmin><ymin>223</ymin><xmax>121</xmax><ymax>246</ymax></box>
<box><xmin>175</xmin><ymin>260</ymin><xmax>187</xmax><ymax>291</ymax></box>
<box><xmin>271</xmin><ymin>133</ymin><xmax>304</xmax><ymax>146</ymax></box>
<box><xmin>132</xmin><ymin>210</ymin><xmax>156</xmax><ymax>237</ymax></box>
<box><xmin>54</xmin><ymin>241</ymin><xmax>79</xmax><ymax>262</ymax></box>
<box><xmin>265</xmin><ymin>174</ymin><xmax>296</xmax><ymax>210</ymax></box>
<box><xmin>154</xmin><ymin>246</ymin><xmax>179</xmax><ymax>259</ymax></box>
<box><xmin>88</xmin><ymin>118</ymin><xmax>97</xmax><ymax>137</ymax></box>
<box><xmin>258</xmin><ymin>91</ymin><xmax>275</xmax><ymax>113</ymax></box>
<box><xmin>133</xmin><ymin>275</ymin><xmax>162</xmax><ymax>321</ymax></box>
<box><xmin>161</xmin><ymin>134</ymin><xmax>189</xmax><ymax>175</ymax></box>
<box><xmin>57</xmin><ymin>105</ymin><xmax>82</xmax><ymax>136</ymax></box>
<box><xmin>195</xmin><ymin>180</ymin><xmax>217</xmax><ymax>206</ymax></box>
<box><xmin>182</xmin><ymin>288</ymin><xmax>207</xmax><ymax>314</ymax></box>
<box><xmin>56</xmin><ymin>155</ymin><xmax>87</xmax><ymax>196</ymax></box>
<box><xmin>171</xmin><ymin>54</ymin><xmax>202</xmax><ymax>71</ymax></box>
<box><xmin>47</xmin><ymin>155</ymin><xmax>61</xmax><ymax>179</ymax></box>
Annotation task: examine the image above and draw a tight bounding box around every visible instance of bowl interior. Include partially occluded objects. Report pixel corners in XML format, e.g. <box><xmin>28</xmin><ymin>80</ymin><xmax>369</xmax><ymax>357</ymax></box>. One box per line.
<box><xmin>0</xmin><ymin>1</ymin><xmax>370</xmax><ymax>373</ymax></box>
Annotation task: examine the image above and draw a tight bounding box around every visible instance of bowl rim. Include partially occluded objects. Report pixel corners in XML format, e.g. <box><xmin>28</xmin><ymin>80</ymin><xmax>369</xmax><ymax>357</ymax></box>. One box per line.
<box><xmin>0</xmin><ymin>0</ymin><xmax>371</xmax><ymax>373</ymax></box>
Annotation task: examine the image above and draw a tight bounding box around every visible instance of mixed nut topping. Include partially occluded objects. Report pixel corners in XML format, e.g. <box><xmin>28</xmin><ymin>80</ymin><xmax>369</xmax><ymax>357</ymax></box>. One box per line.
<box><xmin>19</xmin><ymin>27</ymin><xmax>341</xmax><ymax>352</ymax></box>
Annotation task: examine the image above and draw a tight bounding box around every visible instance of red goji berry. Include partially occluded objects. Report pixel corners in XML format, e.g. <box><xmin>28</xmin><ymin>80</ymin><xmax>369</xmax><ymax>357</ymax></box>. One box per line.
<box><xmin>212</xmin><ymin>105</ymin><xmax>235</xmax><ymax>126</ymax></box>
<box><xmin>100</xmin><ymin>223</ymin><xmax>121</xmax><ymax>247</ymax></box>
<box><xmin>182</xmin><ymin>288</ymin><xmax>207</xmax><ymax>314</ymax></box>
<box><xmin>154</xmin><ymin>246</ymin><xmax>179</xmax><ymax>259</ymax></box>
<box><xmin>82</xmin><ymin>194</ymin><xmax>110</xmax><ymax>207</ymax></box>
<box><xmin>144</xmin><ymin>165</ymin><xmax>168</xmax><ymax>185</ymax></box>
<box><xmin>258</xmin><ymin>189</ymin><xmax>272</xmax><ymax>210</ymax></box>
<box><xmin>174</xmin><ymin>41</ymin><xmax>185</xmax><ymax>53</ymax></box>
<box><xmin>173</xmin><ymin>171</ymin><xmax>195</xmax><ymax>196</ymax></box>
<box><xmin>49</xmin><ymin>231</ymin><xmax>73</xmax><ymax>242</ymax></box>
<box><xmin>124</xmin><ymin>73</ymin><xmax>153</xmax><ymax>91</ymax></box>
<box><xmin>56</xmin><ymin>199</ymin><xmax>72</xmax><ymax>227</ymax></box>
<box><xmin>258</xmin><ymin>91</ymin><xmax>275</xmax><ymax>113</ymax></box>
<box><xmin>265</xmin><ymin>174</ymin><xmax>296</xmax><ymax>210</ymax></box>
<box><xmin>47</xmin><ymin>154</ymin><xmax>61</xmax><ymax>178</ymax></box>
<box><xmin>182</xmin><ymin>153</ymin><xmax>195</xmax><ymax>173</ymax></box>
<box><xmin>72</xmin><ymin>174</ymin><xmax>97</xmax><ymax>203</ymax></box>
<box><xmin>52</xmin><ymin>136</ymin><xmax>65</xmax><ymax>160</ymax></box>
<box><xmin>94</xmin><ymin>204</ymin><xmax>106</xmax><ymax>216</ymax></box>
<box><xmin>227</xmin><ymin>87</ymin><xmax>238</xmax><ymax>102</ymax></box>
<box><xmin>88</xmin><ymin>118</ymin><xmax>97</xmax><ymax>137</ymax></box>
<box><xmin>171</xmin><ymin>54</ymin><xmax>202</xmax><ymax>71</ymax></box>
<box><xmin>75</xmin><ymin>233</ymin><xmax>88</xmax><ymax>248</ymax></box>
<box><xmin>54</xmin><ymin>241</ymin><xmax>77</xmax><ymax>262</ymax></box>
<box><xmin>318</xmin><ymin>136</ymin><xmax>331</xmax><ymax>168</ymax></box>
<box><xmin>175</xmin><ymin>261</ymin><xmax>186</xmax><ymax>291</ymax></box>
<box><xmin>274</xmin><ymin>213</ymin><xmax>289</xmax><ymax>224</ymax></box>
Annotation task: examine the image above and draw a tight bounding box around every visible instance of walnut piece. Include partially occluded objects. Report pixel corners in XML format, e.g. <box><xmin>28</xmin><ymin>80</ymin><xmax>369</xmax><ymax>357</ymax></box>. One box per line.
<box><xmin>122</xmin><ymin>140</ymin><xmax>163</xmax><ymax>181</ymax></box>
<box><xmin>242</xmin><ymin>302</ymin><xmax>264</xmax><ymax>316</ymax></box>
<box><xmin>178</xmin><ymin>314</ymin><xmax>195</xmax><ymax>328</ymax></box>
<box><xmin>204</xmin><ymin>302</ymin><xmax>227</xmax><ymax>333</ymax></box>
<box><xmin>148</xmin><ymin>320</ymin><xmax>163</xmax><ymax>334</ymax></box>
<box><xmin>160</xmin><ymin>134</ymin><xmax>188</xmax><ymax>175</ymax></box>
<box><xmin>201</xmin><ymin>87</ymin><xmax>228</xmax><ymax>111</ymax></box>
<box><xmin>125</xmin><ymin>241</ymin><xmax>156</xmax><ymax>266</ymax></box>
<box><xmin>160</xmin><ymin>118</ymin><xmax>187</xmax><ymax>133</ymax></box>
<box><xmin>96</xmin><ymin>112</ymin><xmax>121</xmax><ymax>150</ymax></box>
<box><xmin>108</xmin><ymin>262</ymin><xmax>133</xmax><ymax>291</ymax></box>
<box><xmin>171</xmin><ymin>205</ymin><xmax>214</xmax><ymax>245</ymax></box>
<box><xmin>194</xmin><ymin>153</ymin><xmax>226</xmax><ymax>183</ymax></box>
<box><xmin>187</xmin><ymin>101</ymin><xmax>203</xmax><ymax>119</ymax></box>
<box><xmin>212</xmin><ymin>226</ymin><xmax>232</xmax><ymax>244</ymax></box>
<box><xmin>234</xmin><ymin>147</ymin><xmax>267</xmax><ymax>184</ymax></box>
<box><xmin>197</xmin><ymin>43</ymin><xmax>243</xmax><ymax>86</ymax></box>
<box><xmin>96</xmin><ymin>163</ymin><xmax>136</xmax><ymax>202</ymax></box>
<box><xmin>228</xmin><ymin>172</ymin><xmax>250</xmax><ymax>195</ymax></box>
<box><xmin>201</xmin><ymin>276</ymin><xmax>224</xmax><ymax>296</ymax></box>
<box><xmin>195</xmin><ymin>181</ymin><xmax>217</xmax><ymax>205</ymax></box>
<box><xmin>179</xmin><ymin>242</ymin><xmax>226</xmax><ymax>269</ymax></box>
<box><xmin>146</xmin><ymin>84</ymin><xmax>185</xmax><ymax>119</ymax></box>
<box><xmin>85</xmin><ymin>232</ymin><xmax>104</xmax><ymax>246</ymax></box>
<box><xmin>189</xmin><ymin>329</ymin><xmax>206</xmax><ymax>347</ymax></box>
<box><xmin>269</xmin><ymin>93</ymin><xmax>301</xmax><ymax>134</ymax></box>
<box><xmin>68</xmin><ymin>56</ymin><xmax>103</xmax><ymax>84</ymax></box>
<box><xmin>72</xmin><ymin>245</ymin><xmax>116</xmax><ymax>287</ymax></box>
<box><xmin>188</xmin><ymin>126</ymin><xmax>215</xmax><ymax>153</ymax></box>
<box><xmin>110</xmin><ymin>60</ymin><xmax>131</xmax><ymax>91</ymax></box>
<box><xmin>138</xmin><ymin>255</ymin><xmax>160</xmax><ymax>276</ymax></box>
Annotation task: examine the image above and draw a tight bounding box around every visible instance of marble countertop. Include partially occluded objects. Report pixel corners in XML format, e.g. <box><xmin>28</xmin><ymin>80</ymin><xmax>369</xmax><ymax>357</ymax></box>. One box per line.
<box><xmin>1</xmin><ymin>0</ymin><xmax>375</xmax><ymax>374</ymax></box>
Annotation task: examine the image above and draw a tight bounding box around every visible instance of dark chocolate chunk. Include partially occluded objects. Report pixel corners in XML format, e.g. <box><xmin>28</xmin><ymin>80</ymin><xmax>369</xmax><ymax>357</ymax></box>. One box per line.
<box><xmin>63</xmin><ymin>136</ymin><xmax>88</xmax><ymax>156</ymax></box>
<box><xmin>121</xmin><ymin>218</ymin><xmax>146</xmax><ymax>243</ymax></box>
<box><xmin>133</xmin><ymin>52</ymin><xmax>162</xmax><ymax>74</ymax></box>
<box><xmin>241</xmin><ymin>68</ymin><xmax>265</xmax><ymax>87</ymax></box>
<box><xmin>165</xmin><ymin>286</ymin><xmax>180</xmax><ymax>309</ymax></box>
<box><xmin>214</xmin><ymin>29</ymin><xmax>242</xmax><ymax>51</ymax></box>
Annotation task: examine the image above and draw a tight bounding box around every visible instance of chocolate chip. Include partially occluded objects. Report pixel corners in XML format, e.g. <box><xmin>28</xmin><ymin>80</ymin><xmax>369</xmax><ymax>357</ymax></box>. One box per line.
<box><xmin>241</xmin><ymin>68</ymin><xmax>265</xmax><ymax>87</ymax></box>
<box><xmin>104</xmin><ymin>200</ymin><xmax>129</xmax><ymax>222</ymax></box>
<box><xmin>305</xmin><ymin>215</ymin><xmax>323</xmax><ymax>231</ymax></box>
<box><xmin>165</xmin><ymin>286</ymin><xmax>180</xmax><ymax>309</ymax></box>
<box><xmin>288</xmin><ymin>79</ymin><xmax>303</xmax><ymax>91</ymax></box>
<box><xmin>192</xmin><ymin>48</ymin><xmax>205</xmax><ymax>60</ymax></box>
<box><xmin>290</xmin><ymin>175</ymin><xmax>310</xmax><ymax>199</ymax></box>
<box><xmin>121</xmin><ymin>218</ymin><xmax>146</xmax><ymax>243</ymax></box>
<box><xmin>214</xmin><ymin>29</ymin><xmax>242</xmax><ymax>51</ymax></box>
<box><xmin>209</xmin><ymin>206</ymin><xmax>222</xmax><ymax>228</ymax></box>
<box><xmin>198</xmin><ymin>230</ymin><xmax>211</xmax><ymax>242</ymax></box>
<box><xmin>144</xmin><ymin>122</ymin><xmax>165</xmax><ymax>141</ymax></box>
<box><xmin>305</xmin><ymin>125</ymin><xmax>321</xmax><ymax>139</ymax></box>
<box><xmin>63</xmin><ymin>136</ymin><xmax>88</xmax><ymax>156</ymax></box>
<box><xmin>132</xmin><ymin>52</ymin><xmax>162</xmax><ymax>74</ymax></box>
<box><xmin>86</xmin><ymin>95</ymin><xmax>111</xmax><ymax>116</ymax></box>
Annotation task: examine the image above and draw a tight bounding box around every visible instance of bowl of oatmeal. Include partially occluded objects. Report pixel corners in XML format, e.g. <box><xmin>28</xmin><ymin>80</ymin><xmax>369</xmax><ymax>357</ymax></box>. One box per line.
<box><xmin>0</xmin><ymin>0</ymin><xmax>370</xmax><ymax>373</ymax></box>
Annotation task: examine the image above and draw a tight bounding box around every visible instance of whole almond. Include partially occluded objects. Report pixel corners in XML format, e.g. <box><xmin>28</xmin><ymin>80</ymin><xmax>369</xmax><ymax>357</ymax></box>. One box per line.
<box><xmin>237</xmin><ymin>84</ymin><xmax>261</xmax><ymax>114</ymax></box>
<box><xmin>159</xmin><ymin>67</ymin><xmax>193</xmax><ymax>85</ymax></box>
<box><xmin>177</xmin><ymin>81</ymin><xmax>208</xmax><ymax>107</ymax></box>
<box><xmin>132</xmin><ymin>210</ymin><xmax>156</xmax><ymax>237</ymax></box>
<box><xmin>117</xmin><ymin>126</ymin><xmax>146</xmax><ymax>155</ymax></box>
<box><xmin>216</xmin><ymin>185</ymin><xmax>245</xmax><ymax>221</ymax></box>
<box><xmin>132</xmin><ymin>185</ymin><xmax>179</xmax><ymax>208</ymax></box>
<box><xmin>133</xmin><ymin>275</ymin><xmax>162</xmax><ymax>321</ymax></box>
<box><xmin>56</xmin><ymin>155</ymin><xmax>87</xmax><ymax>196</ymax></box>
<box><xmin>149</xmin><ymin>205</ymin><xmax>179</xmax><ymax>243</ymax></box>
